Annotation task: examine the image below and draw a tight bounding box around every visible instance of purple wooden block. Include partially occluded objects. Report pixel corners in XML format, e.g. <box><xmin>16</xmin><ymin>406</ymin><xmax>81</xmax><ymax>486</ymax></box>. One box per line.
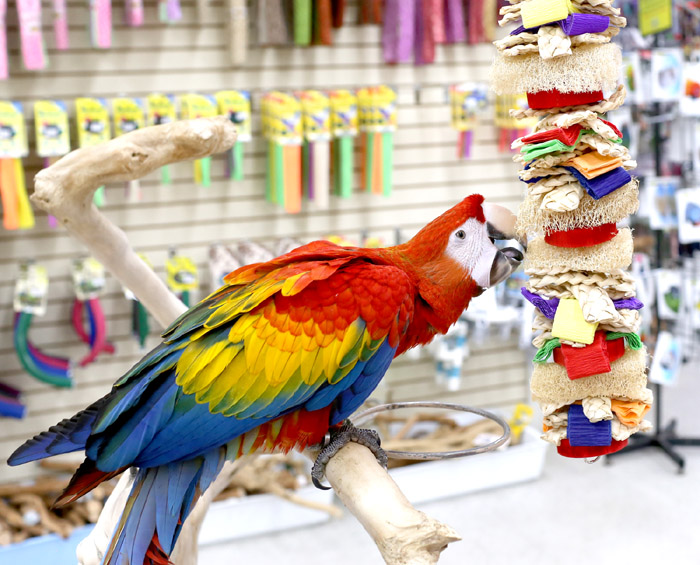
<box><xmin>559</xmin><ymin>14</ymin><xmax>610</xmax><ymax>35</ymax></box>
<box><xmin>522</xmin><ymin>288</ymin><xmax>644</xmax><ymax>319</ymax></box>
<box><xmin>565</xmin><ymin>166</ymin><xmax>632</xmax><ymax>200</ymax></box>
<box><xmin>567</xmin><ymin>404</ymin><xmax>612</xmax><ymax>447</ymax></box>
<box><xmin>510</xmin><ymin>14</ymin><xmax>609</xmax><ymax>37</ymax></box>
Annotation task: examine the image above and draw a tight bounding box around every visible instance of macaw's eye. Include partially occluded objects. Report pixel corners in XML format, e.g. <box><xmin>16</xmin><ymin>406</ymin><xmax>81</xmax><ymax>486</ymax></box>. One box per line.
<box><xmin>455</xmin><ymin>230</ymin><xmax>466</xmax><ymax>239</ymax></box>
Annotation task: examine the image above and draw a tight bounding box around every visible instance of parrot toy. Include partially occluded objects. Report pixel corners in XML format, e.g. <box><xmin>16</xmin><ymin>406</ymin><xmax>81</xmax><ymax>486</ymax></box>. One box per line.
<box><xmin>9</xmin><ymin>195</ymin><xmax>523</xmax><ymax>565</ymax></box>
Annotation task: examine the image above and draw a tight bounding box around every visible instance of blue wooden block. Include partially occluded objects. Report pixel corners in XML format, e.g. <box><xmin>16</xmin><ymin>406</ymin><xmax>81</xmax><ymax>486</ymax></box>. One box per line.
<box><xmin>567</xmin><ymin>404</ymin><xmax>612</xmax><ymax>446</ymax></box>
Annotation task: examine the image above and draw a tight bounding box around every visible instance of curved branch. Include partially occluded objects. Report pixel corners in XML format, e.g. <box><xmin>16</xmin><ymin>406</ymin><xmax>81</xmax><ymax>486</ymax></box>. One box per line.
<box><xmin>31</xmin><ymin>116</ymin><xmax>237</xmax><ymax>327</ymax></box>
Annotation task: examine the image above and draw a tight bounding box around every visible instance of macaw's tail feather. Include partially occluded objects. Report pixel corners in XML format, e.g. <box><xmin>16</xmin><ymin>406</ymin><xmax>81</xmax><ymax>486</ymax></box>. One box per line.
<box><xmin>145</xmin><ymin>535</ymin><xmax>172</xmax><ymax>565</ymax></box>
<box><xmin>53</xmin><ymin>458</ymin><xmax>128</xmax><ymax>508</ymax></box>
<box><xmin>103</xmin><ymin>449</ymin><xmax>225</xmax><ymax>565</ymax></box>
<box><xmin>8</xmin><ymin>397</ymin><xmax>107</xmax><ymax>466</ymax></box>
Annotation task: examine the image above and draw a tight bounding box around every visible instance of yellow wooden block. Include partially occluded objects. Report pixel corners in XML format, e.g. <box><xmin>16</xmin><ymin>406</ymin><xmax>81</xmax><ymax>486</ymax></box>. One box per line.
<box><xmin>521</xmin><ymin>0</ymin><xmax>570</xmax><ymax>29</ymax></box>
<box><xmin>551</xmin><ymin>297</ymin><xmax>598</xmax><ymax>345</ymax></box>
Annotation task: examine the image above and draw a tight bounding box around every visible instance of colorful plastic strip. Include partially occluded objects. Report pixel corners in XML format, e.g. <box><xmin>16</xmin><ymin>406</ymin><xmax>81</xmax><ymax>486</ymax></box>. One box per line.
<box><xmin>131</xmin><ymin>299</ymin><xmax>150</xmax><ymax>348</ymax></box>
<box><xmin>52</xmin><ymin>0</ymin><xmax>69</xmax><ymax>49</ymax></box>
<box><xmin>14</xmin><ymin>312</ymin><xmax>72</xmax><ymax>387</ymax></box>
<box><xmin>0</xmin><ymin>0</ymin><xmax>7</xmax><ymax>79</ymax></box>
<box><xmin>71</xmin><ymin>298</ymin><xmax>115</xmax><ymax>367</ymax></box>
<box><xmin>17</xmin><ymin>0</ymin><xmax>48</xmax><ymax>70</ymax></box>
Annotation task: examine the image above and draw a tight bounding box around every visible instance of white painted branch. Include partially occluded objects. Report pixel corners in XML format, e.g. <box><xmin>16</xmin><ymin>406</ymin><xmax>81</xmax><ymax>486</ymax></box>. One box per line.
<box><xmin>31</xmin><ymin>117</ymin><xmax>459</xmax><ymax>565</ymax></box>
<box><xmin>323</xmin><ymin>444</ymin><xmax>461</xmax><ymax>564</ymax></box>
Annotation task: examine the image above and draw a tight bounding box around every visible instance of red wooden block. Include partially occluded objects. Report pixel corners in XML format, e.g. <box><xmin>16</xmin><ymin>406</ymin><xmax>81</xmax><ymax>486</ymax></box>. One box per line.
<box><xmin>560</xmin><ymin>331</ymin><xmax>610</xmax><ymax>379</ymax></box>
<box><xmin>552</xmin><ymin>332</ymin><xmax>628</xmax><ymax>379</ymax></box>
<box><xmin>526</xmin><ymin>89</ymin><xmax>604</xmax><ymax>109</ymax></box>
<box><xmin>557</xmin><ymin>438</ymin><xmax>628</xmax><ymax>458</ymax></box>
<box><xmin>544</xmin><ymin>223</ymin><xmax>618</xmax><ymax>248</ymax></box>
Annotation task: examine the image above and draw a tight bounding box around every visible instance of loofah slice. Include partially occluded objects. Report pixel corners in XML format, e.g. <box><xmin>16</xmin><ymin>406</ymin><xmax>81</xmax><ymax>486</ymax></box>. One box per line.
<box><xmin>491</xmin><ymin>43</ymin><xmax>621</xmax><ymax>95</ymax></box>
<box><xmin>531</xmin><ymin>347</ymin><xmax>649</xmax><ymax>407</ymax></box>
<box><xmin>523</xmin><ymin>228</ymin><xmax>633</xmax><ymax>274</ymax></box>
<box><xmin>516</xmin><ymin>179</ymin><xmax>639</xmax><ymax>238</ymax></box>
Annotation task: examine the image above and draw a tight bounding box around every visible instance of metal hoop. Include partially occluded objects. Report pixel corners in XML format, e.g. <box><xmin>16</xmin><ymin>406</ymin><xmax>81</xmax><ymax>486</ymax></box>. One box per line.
<box><xmin>353</xmin><ymin>401</ymin><xmax>511</xmax><ymax>461</ymax></box>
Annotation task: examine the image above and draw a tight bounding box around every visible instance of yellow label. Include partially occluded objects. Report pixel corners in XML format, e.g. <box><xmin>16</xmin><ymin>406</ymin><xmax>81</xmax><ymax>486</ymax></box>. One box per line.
<box><xmin>34</xmin><ymin>100</ymin><xmax>71</xmax><ymax>157</ymax></box>
<box><xmin>180</xmin><ymin>94</ymin><xmax>218</xmax><ymax>120</ymax></box>
<box><xmin>0</xmin><ymin>101</ymin><xmax>29</xmax><ymax>158</ymax></box>
<box><xmin>147</xmin><ymin>94</ymin><xmax>177</xmax><ymax>127</ymax></box>
<box><xmin>357</xmin><ymin>85</ymin><xmax>397</xmax><ymax>132</ymax></box>
<box><xmin>329</xmin><ymin>90</ymin><xmax>358</xmax><ymax>137</ymax></box>
<box><xmin>639</xmin><ymin>0</ymin><xmax>672</xmax><ymax>35</ymax></box>
<box><xmin>261</xmin><ymin>92</ymin><xmax>303</xmax><ymax>144</ymax></box>
<box><xmin>113</xmin><ymin>98</ymin><xmax>145</xmax><ymax>137</ymax></box>
<box><xmin>166</xmin><ymin>255</ymin><xmax>199</xmax><ymax>292</ymax></box>
<box><xmin>216</xmin><ymin>90</ymin><xmax>252</xmax><ymax>142</ymax></box>
<box><xmin>75</xmin><ymin>98</ymin><xmax>111</xmax><ymax>147</ymax></box>
<box><xmin>299</xmin><ymin>90</ymin><xmax>331</xmax><ymax>142</ymax></box>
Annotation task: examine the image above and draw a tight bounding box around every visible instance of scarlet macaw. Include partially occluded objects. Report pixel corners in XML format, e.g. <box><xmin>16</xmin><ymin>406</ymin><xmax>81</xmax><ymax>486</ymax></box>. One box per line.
<box><xmin>9</xmin><ymin>195</ymin><xmax>523</xmax><ymax>565</ymax></box>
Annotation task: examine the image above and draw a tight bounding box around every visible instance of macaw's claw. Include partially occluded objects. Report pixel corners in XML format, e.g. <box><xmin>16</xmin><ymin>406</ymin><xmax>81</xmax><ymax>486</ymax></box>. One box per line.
<box><xmin>311</xmin><ymin>420</ymin><xmax>388</xmax><ymax>490</ymax></box>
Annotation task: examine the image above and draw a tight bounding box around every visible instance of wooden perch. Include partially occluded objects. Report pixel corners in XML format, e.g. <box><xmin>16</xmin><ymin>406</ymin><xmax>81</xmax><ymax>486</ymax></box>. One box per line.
<box><xmin>29</xmin><ymin>117</ymin><xmax>460</xmax><ymax>565</ymax></box>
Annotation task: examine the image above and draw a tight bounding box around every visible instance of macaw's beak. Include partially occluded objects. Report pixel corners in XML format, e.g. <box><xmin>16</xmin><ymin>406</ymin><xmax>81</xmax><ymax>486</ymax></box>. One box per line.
<box><xmin>489</xmin><ymin>247</ymin><xmax>524</xmax><ymax>287</ymax></box>
<box><xmin>482</xmin><ymin>203</ymin><xmax>525</xmax><ymax>288</ymax></box>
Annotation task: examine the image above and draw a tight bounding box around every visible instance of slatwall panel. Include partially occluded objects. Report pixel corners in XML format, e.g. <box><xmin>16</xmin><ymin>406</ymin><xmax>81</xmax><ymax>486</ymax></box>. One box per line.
<box><xmin>0</xmin><ymin>1</ymin><xmax>529</xmax><ymax>482</ymax></box>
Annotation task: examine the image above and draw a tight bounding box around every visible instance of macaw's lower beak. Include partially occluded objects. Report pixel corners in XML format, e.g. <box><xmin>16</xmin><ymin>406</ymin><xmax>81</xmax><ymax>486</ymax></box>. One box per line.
<box><xmin>489</xmin><ymin>247</ymin><xmax>524</xmax><ymax>287</ymax></box>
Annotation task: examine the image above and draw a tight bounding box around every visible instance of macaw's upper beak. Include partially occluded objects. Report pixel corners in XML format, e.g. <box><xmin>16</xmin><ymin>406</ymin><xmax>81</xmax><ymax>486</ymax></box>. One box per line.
<box><xmin>482</xmin><ymin>202</ymin><xmax>526</xmax><ymax>248</ymax></box>
<box><xmin>481</xmin><ymin>203</ymin><xmax>525</xmax><ymax>287</ymax></box>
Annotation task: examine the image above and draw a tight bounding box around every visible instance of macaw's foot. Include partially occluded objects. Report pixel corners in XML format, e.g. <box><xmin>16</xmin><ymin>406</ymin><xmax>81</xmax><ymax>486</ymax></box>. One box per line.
<box><xmin>311</xmin><ymin>420</ymin><xmax>388</xmax><ymax>490</ymax></box>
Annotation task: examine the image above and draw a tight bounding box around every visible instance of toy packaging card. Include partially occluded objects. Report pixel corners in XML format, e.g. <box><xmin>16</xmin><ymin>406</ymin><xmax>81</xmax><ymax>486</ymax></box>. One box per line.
<box><xmin>0</xmin><ymin>101</ymin><xmax>28</xmax><ymax>158</ymax></box>
<box><xmin>299</xmin><ymin>90</ymin><xmax>331</xmax><ymax>142</ymax></box>
<box><xmin>215</xmin><ymin>90</ymin><xmax>252</xmax><ymax>142</ymax></box>
<box><xmin>261</xmin><ymin>92</ymin><xmax>303</xmax><ymax>144</ymax></box>
<box><xmin>166</xmin><ymin>254</ymin><xmax>199</xmax><ymax>292</ymax></box>
<box><xmin>113</xmin><ymin>97</ymin><xmax>145</xmax><ymax>136</ymax></box>
<box><xmin>147</xmin><ymin>93</ymin><xmax>177</xmax><ymax>127</ymax></box>
<box><xmin>75</xmin><ymin>97</ymin><xmax>111</xmax><ymax>147</ymax></box>
<box><xmin>13</xmin><ymin>262</ymin><xmax>48</xmax><ymax>316</ymax></box>
<box><xmin>72</xmin><ymin>257</ymin><xmax>106</xmax><ymax>300</ymax></box>
<box><xmin>357</xmin><ymin>85</ymin><xmax>397</xmax><ymax>132</ymax></box>
<box><xmin>180</xmin><ymin>93</ymin><xmax>217</xmax><ymax>120</ymax></box>
<box><xmin>34</xmin><ymin>100</ymin><xmax>70</xmax><ymax>157</ymax></box>
<box><xmin>329</xmin><ymin>90</ymin><xmax>358</xmax><ymax>138</ymax></box>
<box><xmin>450</xmin><ymin>83</ymin><xmax>488</xmax><ymax>131</ymax></box>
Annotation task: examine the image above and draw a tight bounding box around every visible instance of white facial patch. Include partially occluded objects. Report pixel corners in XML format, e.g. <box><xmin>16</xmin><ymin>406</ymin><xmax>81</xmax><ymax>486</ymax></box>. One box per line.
<box><xmin>445</xmin><ymin>218</ymin><xmax>500</xmax><ymax>288</ymax></box>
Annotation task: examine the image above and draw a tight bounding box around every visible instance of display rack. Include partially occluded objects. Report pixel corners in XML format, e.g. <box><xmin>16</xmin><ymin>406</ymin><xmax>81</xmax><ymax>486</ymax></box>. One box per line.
<box><xmin>606</xmin><ymin>100</ymin><xmax>700</xmax><ymax>472</ymax></box>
